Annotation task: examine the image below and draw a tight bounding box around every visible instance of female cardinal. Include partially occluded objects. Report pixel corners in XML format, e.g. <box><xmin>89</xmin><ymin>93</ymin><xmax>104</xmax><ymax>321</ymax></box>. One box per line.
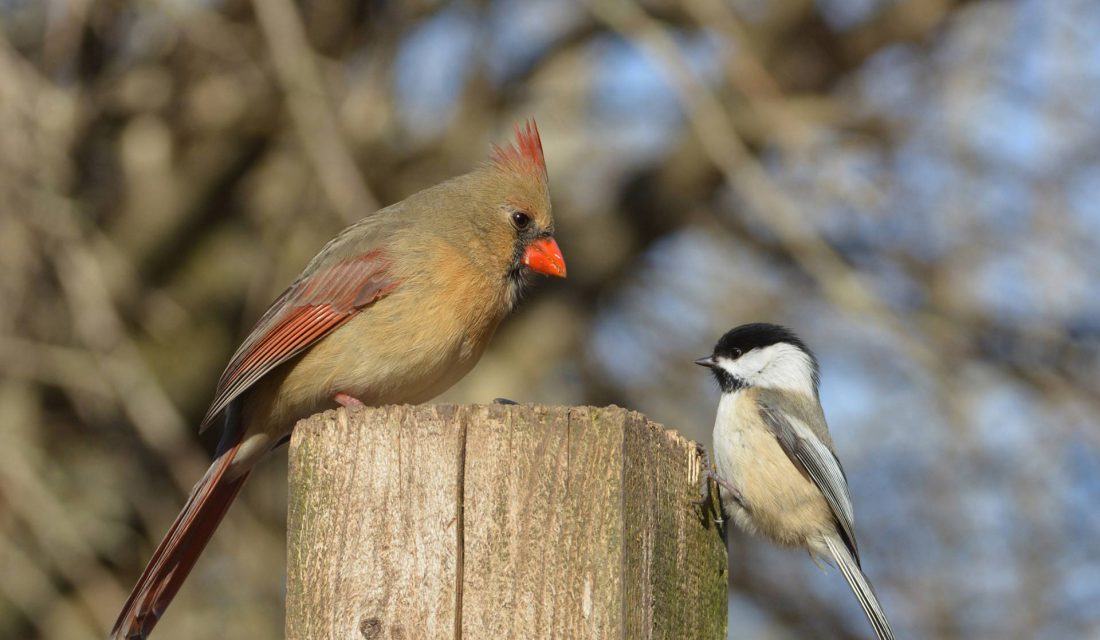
<box><xmin>111</xmin><ymin>121</ymin><xmax>565</xmax><ymax>639</ymax></box>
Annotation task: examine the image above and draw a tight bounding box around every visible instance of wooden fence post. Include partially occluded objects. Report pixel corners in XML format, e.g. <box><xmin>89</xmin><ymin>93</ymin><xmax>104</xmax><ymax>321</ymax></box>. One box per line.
<box><xmin>286</xmin><ymin>404</ymin><xmax>727</xmax><ymax>639</ymax></box>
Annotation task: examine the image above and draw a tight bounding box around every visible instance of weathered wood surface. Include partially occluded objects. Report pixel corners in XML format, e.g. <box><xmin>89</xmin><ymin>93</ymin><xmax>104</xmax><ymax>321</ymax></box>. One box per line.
<box><xmin>286</xmin><ymin>404</ymin><xmax>727</xmax><ymax>640</ymax></box>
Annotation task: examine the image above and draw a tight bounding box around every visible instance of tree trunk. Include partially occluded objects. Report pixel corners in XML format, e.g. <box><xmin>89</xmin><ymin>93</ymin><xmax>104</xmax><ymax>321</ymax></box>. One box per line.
<box><xmin>286</xmin><ymin>404</ymin><xmax>727</xmax><ymax>639</ymax></box>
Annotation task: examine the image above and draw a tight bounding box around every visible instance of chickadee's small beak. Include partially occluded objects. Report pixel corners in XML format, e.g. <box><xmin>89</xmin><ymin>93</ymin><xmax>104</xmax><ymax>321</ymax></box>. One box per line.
<box><xmin>523</xmin><ymin>237</ymin><xmax>567</xmax><ymax>278</ymax></box>
<box><xmin>694</xmin><ymin>356</ymin><xmax>716</xmax><ymax>368</ymax></box>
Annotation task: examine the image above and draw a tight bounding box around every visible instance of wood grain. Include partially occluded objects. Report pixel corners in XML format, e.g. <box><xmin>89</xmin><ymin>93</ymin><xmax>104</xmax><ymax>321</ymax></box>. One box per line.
<box><xmin>286</xmin><ymin>406</ymin><xmax>464</xmax><ymax>640</ymax></box>
<box><xmin>621</xmin><ymin>410</ymin><xmax>729</xmax><ymax>639</ymax></box>
<box><xmin>286</xmin><ymin>404</ymin><xmax>726</xmax><ymax>639</ymax></box>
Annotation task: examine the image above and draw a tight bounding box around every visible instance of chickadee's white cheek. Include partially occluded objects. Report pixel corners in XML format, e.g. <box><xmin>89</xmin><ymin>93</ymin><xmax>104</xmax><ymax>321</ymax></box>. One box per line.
<box><xmin>717</xmin><ymin>359</ymin><xmax>746</xmax><ymax>378</ymax></box>
<box><xmin>734</xmin><ymin>344</ymin><xmax>817</xmax><ymax>394</ymax></box>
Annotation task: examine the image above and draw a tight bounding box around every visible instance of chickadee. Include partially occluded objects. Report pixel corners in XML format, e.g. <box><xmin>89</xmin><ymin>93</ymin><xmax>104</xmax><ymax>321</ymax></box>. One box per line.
<box><xmin>696</xmin><ymin>323</ymin><xmax>894</xmax><ymax>640</ymax></box>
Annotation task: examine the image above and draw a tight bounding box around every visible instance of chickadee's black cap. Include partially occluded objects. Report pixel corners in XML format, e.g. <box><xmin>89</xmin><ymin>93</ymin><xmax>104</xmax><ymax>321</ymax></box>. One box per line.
<box><xmin>713</xmin><ymin>323</ymin><xmax>815</xmax><ymax>364</ymax></box>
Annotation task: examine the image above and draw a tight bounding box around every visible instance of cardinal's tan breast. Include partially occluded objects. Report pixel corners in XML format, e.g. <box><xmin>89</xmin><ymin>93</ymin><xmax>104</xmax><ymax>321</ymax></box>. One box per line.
<box><xmin>260</xmin><ymin>263</ymin><xmax>503</xmax><ymax>422</ymax></box>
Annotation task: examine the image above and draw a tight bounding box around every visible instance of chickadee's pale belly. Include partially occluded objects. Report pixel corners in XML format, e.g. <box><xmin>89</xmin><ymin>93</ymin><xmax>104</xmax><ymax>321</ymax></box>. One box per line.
<box><xmin>713</xmin><ymin>389</ymin><xmax>836</xmax><ymax>549</ymax></box>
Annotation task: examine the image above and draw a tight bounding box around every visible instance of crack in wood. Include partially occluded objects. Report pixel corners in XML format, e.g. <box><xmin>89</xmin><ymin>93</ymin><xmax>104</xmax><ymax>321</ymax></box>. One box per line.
<box><xmin>453</xmin><ymin>408</ymin><xmax>467</xmax><ymax>640</ymax></box>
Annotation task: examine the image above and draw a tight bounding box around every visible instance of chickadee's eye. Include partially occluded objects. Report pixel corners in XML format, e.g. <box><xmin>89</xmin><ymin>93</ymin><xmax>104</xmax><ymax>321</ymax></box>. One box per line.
<box><xmin>511</xmin><ymin>211</ymin><xmax>532</xmax><ymax>231</ymax></box>
<box><xmin>731</xmin><ymin>348</ymin><xmax>743</xmax><ymax>358</ymax></box>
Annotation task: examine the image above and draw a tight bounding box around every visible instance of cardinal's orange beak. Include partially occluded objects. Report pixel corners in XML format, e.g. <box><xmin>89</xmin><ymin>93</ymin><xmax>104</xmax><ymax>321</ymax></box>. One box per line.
<box><xmin>522</xmin><ymin>237</ymin><xmax>567</xmax><ymax>278</ymax></box>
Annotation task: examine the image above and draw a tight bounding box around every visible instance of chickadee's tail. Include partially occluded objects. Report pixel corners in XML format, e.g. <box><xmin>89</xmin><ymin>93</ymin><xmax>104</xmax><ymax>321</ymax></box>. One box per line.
<box><xmin>824</xmin><ymin>535</ymin><xmax>895</xmax><ymax>640</ymax></box>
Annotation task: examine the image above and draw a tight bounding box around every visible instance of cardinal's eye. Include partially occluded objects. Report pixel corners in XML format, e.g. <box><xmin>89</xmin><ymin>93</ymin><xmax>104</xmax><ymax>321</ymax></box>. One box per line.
<box><xmin>511</xmin><ymin>211</ymin><xmax>532</xmax><ymax>231</ymax></box>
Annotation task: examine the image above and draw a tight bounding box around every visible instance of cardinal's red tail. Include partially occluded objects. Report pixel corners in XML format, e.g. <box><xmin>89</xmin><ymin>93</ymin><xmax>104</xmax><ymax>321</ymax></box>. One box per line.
<box><xmin>111</xmin><ymin>439</ymin><xmax>250</xmax><ymax>640</ymax></box>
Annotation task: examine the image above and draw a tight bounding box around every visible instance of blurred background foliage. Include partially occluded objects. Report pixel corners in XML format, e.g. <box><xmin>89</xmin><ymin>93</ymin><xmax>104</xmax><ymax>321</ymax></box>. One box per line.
<box><xmin>1</xmin><ymin>0</ymin><xmax>1098</xmax><ymax>638</ymax></box>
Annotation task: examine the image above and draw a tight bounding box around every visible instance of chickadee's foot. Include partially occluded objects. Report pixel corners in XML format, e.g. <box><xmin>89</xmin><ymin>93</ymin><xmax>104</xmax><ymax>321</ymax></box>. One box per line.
<box><xmin>694</xmin><ymin>464</ymin><xmax>726</xmax><ymax>526</ymax></box>
<box><xmin>705</xmin><ymin>470</ymin><xmax>742</xmax><ymax>503</ymax></box>
<box><xmin>694</xmin><ymin>490</ymin><xmax>723</xmax><ymax>526</ymax></box>
<box><xmin>334</xmin><ymin>392</ymin><xmax>367</xmax><ymax>408</ymax></box>
<box><xmin>493</xmin><ymin>397</ymin><xmax>519</xmax><ymax>405</ymax></box>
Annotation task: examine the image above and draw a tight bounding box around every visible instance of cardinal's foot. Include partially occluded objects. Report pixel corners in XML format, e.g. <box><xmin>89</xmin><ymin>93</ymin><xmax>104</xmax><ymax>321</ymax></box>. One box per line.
<box><xmin>334</xmin><ymin>392</ymin><xmax>367</xmax><ymax>408</ymax></box>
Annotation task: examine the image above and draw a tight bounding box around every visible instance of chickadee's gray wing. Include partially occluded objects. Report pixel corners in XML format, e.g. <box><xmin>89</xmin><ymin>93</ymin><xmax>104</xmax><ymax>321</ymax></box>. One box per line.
<box><xmin>758</xmin><ymin>396</ymin><xmax>860</xmax><ymax>564</ymax></box>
